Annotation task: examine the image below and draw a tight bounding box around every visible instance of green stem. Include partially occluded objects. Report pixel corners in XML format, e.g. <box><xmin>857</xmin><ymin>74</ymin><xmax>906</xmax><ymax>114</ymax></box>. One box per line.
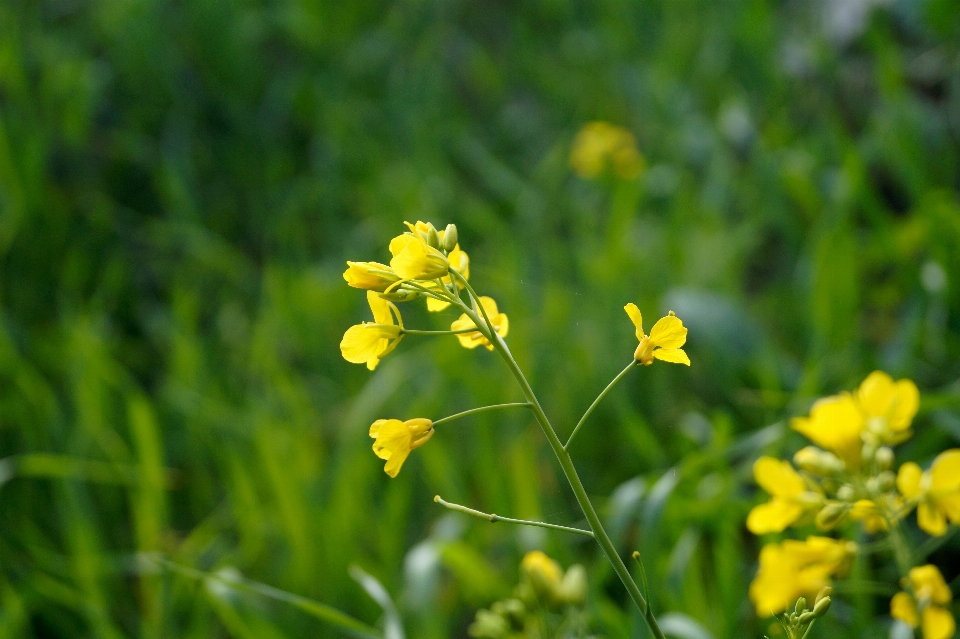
<box><xmin>401</xmin><ymin>327</ymin><xmax>479</xmax><ymax>336</ymax></box>
<box><xmin>564</xmin><ymin>360</ymin><xmax>636</xmax><ymax>450</ymax></box>
<box><xmin>450</xmin><ymin>272</ymin><xmax>665</xmax><ymax>639</ymax></box>
<box><xmin>432</xmin><ymin>403</ymin><xmax>532</xmax><ymax>426</ymax></box>
<box><xmin>434</xmin><ymin>495</ymin><xmax>595</xmax><ymax>538</ymax></box>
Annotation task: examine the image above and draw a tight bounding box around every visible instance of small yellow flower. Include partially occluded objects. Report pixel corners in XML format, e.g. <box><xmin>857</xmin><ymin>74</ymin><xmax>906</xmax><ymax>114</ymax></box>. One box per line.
<box><xmin>340</xmin><ymin>291</ymin><xmax>403</xmax><ymax>370</ymax></box>
<box><xmin>749</xmin><ymin>536</ymin><xmax>856</xmax><ymax>617</ymax></box>
<box><xmin>451</xmin><ymin>297</ymin><xmax>509</xmax><ymax>350</ymax></box>
<box><xmin>569</xmin><ymin>122</ymin><xmax>646</xmax><ymax>180</ymax></box>
<box><xmin>849</xmin><ymin>499</ymin><xmax>890</xmax><ymax>533</ymax></box>
<box><xmin>891</xmin><ymin>565</ymin><xmax>955</xmax><ymax>639</ymax></box>
<box><xmin>369</xmin><ymin>418</ymin><xmax>434</xmax><ymax>477</ymax></box>
<box><xmin>897</xmin><ymin>449</ymin><xmax>960</xmax><ymax>536</ymax></box>
<box><xmin>624</xmin><ymin>304</ymin><xmax>690</xmax><ymax>366</ymax></box>
<box><xmin>747</xmin><ymin>457</ymin><xmax>822</xmax><ymax>534</ymax></box>
<box><xmin>389</xmin><ymin>222</ymin><xmax>450</xmax><ymax>281</ymax></box>
<box><xmin>857</xmin><ymin>371</ymin><xmax>920</xmax><ymax>444</ymax></box>
<box><xmin>792</xmin><ymin>393</ymin><xmax>863</xmax><ymax>467</ymax></box>
<box><xmin>342</xmin><ymin>261</ymin><xmax>401</xmax><ymax>292</ymax></box>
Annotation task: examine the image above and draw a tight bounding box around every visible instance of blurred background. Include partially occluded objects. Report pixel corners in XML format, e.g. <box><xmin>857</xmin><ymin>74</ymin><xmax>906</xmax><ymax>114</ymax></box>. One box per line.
<box><xmin>1</xmin><ymin>0</ymin><xmax>960</xmax><ymax>637</ymax></box>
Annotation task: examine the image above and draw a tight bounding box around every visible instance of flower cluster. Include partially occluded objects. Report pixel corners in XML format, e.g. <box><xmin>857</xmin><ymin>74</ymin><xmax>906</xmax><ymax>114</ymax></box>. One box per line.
<box><xmin>892</xmin><ymin>565</ymin><xmax>956</xmax><ymax>639</ymax></box>
<box><xmin>569</xmin><ymin>121</ymin><xmax>645</xmax><ymax>180</ymax></box>
<box><xmin>746</xmin><ymin>371</ymin><xmax>959</xmax><ymax>637</ymax></box>
<box><xmin>469</xmin><ymin>551</ymin><xmax>588</xmax><ymax>639</ymax></box>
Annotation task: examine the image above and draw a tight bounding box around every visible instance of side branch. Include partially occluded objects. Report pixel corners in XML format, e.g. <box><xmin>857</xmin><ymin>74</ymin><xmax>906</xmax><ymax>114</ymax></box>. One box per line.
<box><xmin>564</xmin><ymin>360</ymin><xmax>636</xmax><ymax>450</ymax></box>
<box><xmin>432</xmin><ymin>402</ymin><xmax>532</xmax><ymax>426</ymax></box>
<box><xmin>434</xmin><ymin>495</ymin><xmax>595</xmax><ymax>538</ymax></box>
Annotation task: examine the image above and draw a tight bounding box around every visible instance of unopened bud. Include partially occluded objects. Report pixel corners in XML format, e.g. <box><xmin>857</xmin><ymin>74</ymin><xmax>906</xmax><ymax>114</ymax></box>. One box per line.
<box><xmin>442</xmin><ymin>224</ymin><xmax>459</xmax><ymax>252</ymax></box>
<box><xmin>378</xmin><ymin>289</ymin><xmax>420</xmax><ymax>302</ymax></box>
<box><xmin>426</xmin><ymin>226</ymin><xmax>441</xmax><ymax>250</ymax></box>
<box><xmin>812</xmin><ymin>595</ymin><xmax>832</xmax><ymax>618</ymax></box>
<box><xmin>815</xmin><ymin>586</ymin><xmax>832</xmax><ymax>605</ymax></box>
<box><xmin>836</xmin><ymin>485</ymin><xmax>856</xmax><ymax>502</ymax></box>
<box><xmin>468</xmin><ymin>610</ymin><xmax>509</xmax><ymax>639</ymax></box>
<box><xmin>875</xmin><ymin>447</ymin><xmax>894</xmax><ymax>470</ymax></box>
<box><xmin>798</xmin><ymin>611</ymin><xmax>814</xmax><ymax>624</ymax></box>
<box><xmin>876</xmin><ymin>470</ymin><xmax>895</xmax><ymax>492</ymax></box>
<box><xmin>559</xmin><ymin>565</ymin><xmax>587</xmax><ymax>605</ymax></box>
<box><xmin>795</xmin><ymin>597</ymin><xmax>807</xmax><ymax>615</ymax></box>
<box><xmin>794</xmin><ymin>447</ymin><xmax>844</xmax><ymax>475</ymax></box>
<box><xmin>815</xmin><ymin>503</ymin><xmax>848</xmax><ymax>530</ymax></box>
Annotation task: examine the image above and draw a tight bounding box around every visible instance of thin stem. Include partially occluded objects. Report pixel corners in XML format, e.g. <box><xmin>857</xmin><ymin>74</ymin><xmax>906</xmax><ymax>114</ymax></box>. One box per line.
<box><xmin>434</xmin><ymin>495</ymin><xmax>595</xmax><ymax>538</ymax></box>
<box><xmin>401</xmin><ymin>327</ymin><xmax>478</xmax><ymax>336</ymax></box>
<box><xmin>565</xmin><ymin>360</ymin><xmax>636</xmax><ymax>450</ymax></box>
<box><xmin>432</xmin><ymin>403</ymin><xmax>532</xmax><ymax>426</ymax></box>
<box><xmin>450</xmin><ymin>271</ymin><xmax>666</xmax><ymax>639</ymax></box>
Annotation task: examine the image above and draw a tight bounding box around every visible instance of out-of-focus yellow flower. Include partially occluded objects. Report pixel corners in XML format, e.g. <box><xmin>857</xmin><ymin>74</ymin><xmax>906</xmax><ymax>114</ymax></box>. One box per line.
<box><xmin>891</xmin><ymin>565</ymin><xmax>955</xmax><ymax>639</ymax></box>
<box><xmin>624</xmin><ymin>304</ymin><xmax>690</xmax><ymax>366</ymax></box>
<box><xmin>340</xmin><ymin>291</ymin><xmax>403</xmax><ymax>370</ymax></box>
<box><xmin>522</xmin><ymin>551</ymin><xmax>564</xmax><ymax>595</ymax></box>
<box><xmin>369</xmin><ymin>418</ymin><xmax>434</xmax><ymax>477</ymax></box>
<box><xmin>451</xmin><ymin>297</ymin><xmax>509</xmax><ymax>350</ymax></box>
<box><xmin>747</xmin><ymin>457</ymin><xmax>821</xmax><ymax>534</ymax></box>
<box><xmin>389</xmin><ymin>222</ymin><xmax>450</xmax><ymax>281</ymax></box>
<box><xmin>569</xmin><ymin>122</ymin><xmax>646</xmax><ymax>179</ymax></box>
<box><xmin>343</xmin><ymin>261</ymin><xmax>401</xmax><ymax>292</ymax></box>
<box><xmin>792</xmin><ymin>394</ymin><xmax>863</xmax><ymax>467</ymax></box>
<box><xmin>749</xmin><ymin>536</ymin><xmax>857</xmax><ymax>617</ymax></box>
<box><xmin>849</xmin><ymin>499</ymin><xmax>890</xmax><ymax>533</ymax></box>
<box><xmin>857</xmin><ymin>371</ymin><xmax>919</xmax><ymax>444</ymax></box>
<box><xmin>897</xmin><ymin>449</ymin><xmax>960</xmax><ymax>536</ymax></box>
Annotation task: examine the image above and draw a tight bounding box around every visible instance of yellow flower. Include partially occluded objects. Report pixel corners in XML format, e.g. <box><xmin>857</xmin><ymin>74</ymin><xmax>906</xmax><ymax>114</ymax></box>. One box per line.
<box><xmin>450</xmin><ymin>297</ymin><xmax>509</xmax><ymax>350</ymax></box>
<box><xmin>389</xmin><ymin>222</ymin><xmax>449</xmax><ymax>281</ymax></box>
<box><xmin>749</xmin><ymin>536</ymin><xmax>857</xmax><ymax>617</ymax></box>
<box><xmin>849</xmin><ymin>499</ymin><xmax>890</xmax><ymax>533</ymax></box>
<box><xmin>624</xmin><ymin>304</ymin><xmax>690</xmax><ymax>366</ymax></box>
<box><xmin>340</xmin><ymin>291</ymin><xmax>403</xmax><ymax>370</ymax></box>
<box><xmin>792</xmin><ymin>393</ymin><xmax>864</xmax><ymax>467</ymax></box>
<box><xmin>342</xmin><ymin>261</ymin><xmax>401</xmax><ymax>292</ymax></box>
<box><xmin>897</xmin><ymin>449</ymin><xmax>960</xmax><ymax>536</ymax></box>
<box><xmin>891</xmin><ymin>565</ymin><xmax>955</xmax><ymax>639</ymax></box>
<box><xmin>747</xmin><ymin>457</ymin><xmax>822</xmax><ymax>534</ymax></box>
<box><xmin>569</xmin><ymin>122</ymin><xmax>646</xmax><ymax>179</ymax></box>
<box><xmin>857</xmin><ymin>371</ymin><xmax>919</xmax><ymax>444</ymax></box>
<box><xmin>369</xmin><ymin>418</ymin><xmax>434</xmax><ymax>477</ymax></box>
<box><xmin>522</xmin><ymin>551</ymin><xmax>564</xmax><ymax>599</ymax></box>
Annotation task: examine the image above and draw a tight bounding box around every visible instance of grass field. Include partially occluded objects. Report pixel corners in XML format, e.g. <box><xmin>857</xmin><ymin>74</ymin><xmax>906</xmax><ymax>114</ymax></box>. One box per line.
<box><xmin>1</xmin><ymin>0</ymin><xmax>959</xmax><ymax>637</ymax></box>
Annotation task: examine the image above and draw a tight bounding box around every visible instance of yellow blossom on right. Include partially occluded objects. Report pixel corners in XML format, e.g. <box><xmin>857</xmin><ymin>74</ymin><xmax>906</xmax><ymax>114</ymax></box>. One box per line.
<box><xmin>891</xmin><ymin>565</ymin><xmax>955</xmax><ymax>639</ymax></box>
<box><xmin>897</xmin><ymin>449</ymin><xmax>960</xmax><ymax>536</ymax></box>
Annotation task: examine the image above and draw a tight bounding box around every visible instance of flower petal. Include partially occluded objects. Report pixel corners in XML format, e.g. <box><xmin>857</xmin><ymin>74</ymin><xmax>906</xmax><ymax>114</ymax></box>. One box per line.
<box><xmin>792</xmin><ymin>394</ymin><xmax>864</xmax><ymax>464</ymax></box>
<box><xmin>918</xmin><ymin>501</ymin><xmax>948</xmax><ymax>536</ymax></box>
<box><xmin>426</xmin><ymin>296</ymin><xmax>451</xmax><ymax>312</ymax></box>
<box><xmin>624</xmin><ymin>303</ymin><xmax>644</xmax><ymax>339</ymax></box>
<box><xmin>649</xmin><ymin>314</ymin><xmax>687</xmax><ymax>349</ymax></box>
<box><xmin>930</xmin><ymin>449</ymin><xmax>960</xmax><ymax>493</ymax></box>
<box><xmin>897</xmin><ymin>462</ymin><xmax>924</xmax><ymax>499</ymax></box>
<box><xmin>889</xmin><ymin>379</ymin><xmax>920</xmax><ymax>431</ymax></box>
<box><xmin>857</xmin><ymin>370</ymin><xmax>896</xmax><ymax>418</ymax></box>
<box><xmin>652</xmin><ymin>348</ymin><xmax>690</xmax><ymax>365</ymax></box>
<box><xmin>746</xmin><ymin>498</ymin><xmax>804</xmax><ymax>534</ymax></box>
<box><xmin>754</xmin><ymin>456</ymin><xmax>806</xmax><ymax>497</ymax></box>
<box><xmin>891</xmin><ymin>592</ymin><xmax>919</xmax><ymax>628</ymax></box>
<box><xmin>922</xmin><ymin>606</ymin><xmax>956</xmax><ymax>639</ymax></box>
<box><xmin>367</xmin><ymin>290</ymin><xmax>394</xmax><ymax>326</ymax></box>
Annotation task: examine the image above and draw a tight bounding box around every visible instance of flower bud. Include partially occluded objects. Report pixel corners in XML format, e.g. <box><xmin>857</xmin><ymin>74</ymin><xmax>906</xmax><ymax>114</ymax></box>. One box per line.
<box><xmin>815</xmin><ymin>586</ymin><xmax>832</xmax><ymax>605</ymax></box>
<box><xmin>490</xmin><ymin>599</ymin><xmax>525</xmax><ymax>625</ymax></box>
<box><xmin>875</xmin><ymin>446</ymin><xmax>894</xmax><ymax>470</ymax></box>
<box><xmin>795</xmin><ymin>597</ymin><xmax>807</xmax><ymax>615</ymax></box>
<box><xmin>812</xmin><ymin>595</ymin><xmax>832</xmax><ymax>618</ymax></box>
<box><xmin>836</xmin><ymin>484</ymin><xmax>856</xmax><ymax>502</ymax></box>
<box><xmin>815</xmin><ymin>502</ymin><xmax>848</xmax><ymax>530</ymax></box>
<box><xmin>521</xmin><ymin>551</ymin><xmax>563</xmax><ymax>601</ymax></box>
<box><xmin>378</xmin><ymin>289</ymin><xmax>421</xmax><ymax>302</ymax></box>
<box><xmin>794</xmin><ymin>446</ymin><xmax>844</xmax><ymax>476</ymax></box>
<box><xmin>559</xmin><ymin>565</ymin><xmax>587</xmax><ymax>605</ymax></box>
<box><xmin>798</xmin><ymin>611</ymin><xmax>814</xmax><ymax>624</ymax></box>
<box><xmin>442</xmin><ymin>224</ymin><xmax>459</xmax><ymax>252</ymax></box>
<box><xmin>468</xmin><ymin>610</ymin><xmax>509</xmax><ymax>639</ymax></box>
<box><xmin>426</xmin><ymin>225</ymin><xmax>441</xmax><ymax>250</ymax></box>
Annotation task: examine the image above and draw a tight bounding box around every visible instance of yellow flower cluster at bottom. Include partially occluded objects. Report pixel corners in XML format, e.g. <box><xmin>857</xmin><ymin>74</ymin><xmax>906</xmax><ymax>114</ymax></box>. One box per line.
<box><xmin>891</xmin><ymin>565</ymin><xmax>955</xmax><ymax>639</ymax></box>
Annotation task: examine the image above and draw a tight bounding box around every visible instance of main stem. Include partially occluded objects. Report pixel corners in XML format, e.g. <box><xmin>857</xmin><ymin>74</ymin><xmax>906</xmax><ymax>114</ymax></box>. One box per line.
<box><xmin>451</xmin><ymin>273</ymin><xmax>665</xmax><ymax>639</ymax></box>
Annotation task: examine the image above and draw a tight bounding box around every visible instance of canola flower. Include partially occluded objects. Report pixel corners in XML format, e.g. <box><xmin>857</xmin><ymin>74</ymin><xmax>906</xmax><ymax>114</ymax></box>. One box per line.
<box><xmin>624</xmin><ymin>304</ymin><xmax>690</xmax><ymax>366</ymax></box>
<box><xmin>369</xmin><ymin>418</ymin><xmax>434</xmax><ymax>478</ymax></box>
<box><xmin>339</xmin><ymin>291</ymin><xmax>403</xmax><ymax>370</ymax></box>
<box><xmin>746</xmin><ymin>456</ymin><xmax>822</xmax><ymax>534</ymax></box>
<box><xmin>451</xmin><ymin>296</ymin><xmax>509</xmax><ymax>350</ymax></box>
<box><xmin>897</xmin><ymin>449</ymin><xmax>960</xmax><ymax>536</ymax></box>
<box><xmin>342</xmin><ymin>261</ymin><xmax>401</xmax><ymax>291</ymax></box>
<box><xmin>891</xmin><ymin>565</ymin><xmax>955</xmax><ymax>639</ymax></box>
<box><xmin>749</xmin><ymin>536</ymin><xmax>856</xmax><ymax>617</ymax></box>
<box><xmin>569</xmin><ymin>121</ymin><xmax>645</xmax><ymax>180</ymax></box>
<box><xmin>388</xmin><ymin>221</ymin><xmax>451</xmax><ymax>281</ymax></box>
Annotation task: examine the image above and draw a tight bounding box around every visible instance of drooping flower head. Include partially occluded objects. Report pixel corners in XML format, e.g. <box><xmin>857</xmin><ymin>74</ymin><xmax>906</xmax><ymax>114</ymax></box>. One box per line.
<box><xmin>749</xmin><ymin>536</ymin><xmax>857</xmax><ymax>617</ymax></box>
<box><xmin>369</xmin><ymin>418</ymin><xmax>434</xmax><ymax>477</ymax></box>
<box><xmin>342</xmin><ymin>261</ymin><xmax>401</xmax><ymax>292</ymax></box>
<box><xmin>624</xmin><ymin>304</ymin><xmax>690</xmax><ymax>366</ymax></box>
<box><xmin>897</xmin><ymin>449</ymin><xmax>960</xmax><ymax>536</ymax></box>
<box><xmin>389</xmin><ymin>221</ymin><xmax>450</xmax><ymax>281</ymax></box>
<box><xmin>891</xmin><ymin>565</ymin><xmax>955</xmax><ymax>639</ymax></box>
<box><xmin>340</xmin><ymin>291</ymin><xmax>403</xmax><ymax>370</ymax></box>
<box><xmin>451</xmin><ymin>296</ymin><xmax>509</xmax><ymax>350</ymax></box>
<box><xmin>747</xmin><ymin>457</ymin><xmax>822</xmax><ymax>534</ymax></box>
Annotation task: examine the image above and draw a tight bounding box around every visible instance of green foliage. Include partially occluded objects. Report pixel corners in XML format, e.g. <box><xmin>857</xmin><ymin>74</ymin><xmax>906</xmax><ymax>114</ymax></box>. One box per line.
<box><xmin>1</xmin><ymin>0</ymin><xmax>959</xmax><ymax>637</ymax></box>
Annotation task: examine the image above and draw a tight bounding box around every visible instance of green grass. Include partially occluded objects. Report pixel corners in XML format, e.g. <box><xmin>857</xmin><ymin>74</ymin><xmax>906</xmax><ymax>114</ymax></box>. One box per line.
<box><xmin>1</xmin><ymin>0</ymin><xmax>959</xmax><ymax>637</ymax></box>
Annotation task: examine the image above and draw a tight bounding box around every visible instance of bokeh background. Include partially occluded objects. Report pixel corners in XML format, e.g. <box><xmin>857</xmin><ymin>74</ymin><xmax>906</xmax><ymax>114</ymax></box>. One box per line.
<box><xmin>2</xmin><ymin>0</ymin><xmax>960</xmax><ymax>637</ymax></box>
